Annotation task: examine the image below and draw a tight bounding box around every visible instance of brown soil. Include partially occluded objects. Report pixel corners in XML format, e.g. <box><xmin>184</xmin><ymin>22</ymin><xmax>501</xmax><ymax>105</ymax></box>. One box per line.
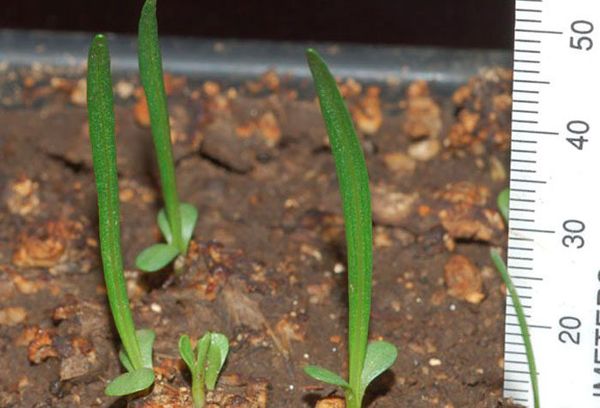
<box><xmin>0</xmin><ymin>65</ymin><xmax>519</xmax><ymax>407</ymax></box>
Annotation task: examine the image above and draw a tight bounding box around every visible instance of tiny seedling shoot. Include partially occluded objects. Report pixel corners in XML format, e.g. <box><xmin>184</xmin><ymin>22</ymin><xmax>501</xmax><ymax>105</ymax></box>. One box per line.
<box><xmin>491</xmin><ymin>188</ymin><xmax>539</xmax><ymax>408</ymax></box>
<box><xmin>135</xmin><ymin>0</ymin><xmax>198</xmax><ymax>273</ymax></box>
<box><xmin>179</xmin><ymin>332</ymin><xmax>229</xmax><ymax>408</ymax></box>
<box><xmin>303</xmin><ymin>49</ymin><xmax>398</xmax><ymax>408</ymax></box>
<box><xmin>87</xmin><ymin>34</ymin><xmax>155</xmax><ymax>397</ymax></box>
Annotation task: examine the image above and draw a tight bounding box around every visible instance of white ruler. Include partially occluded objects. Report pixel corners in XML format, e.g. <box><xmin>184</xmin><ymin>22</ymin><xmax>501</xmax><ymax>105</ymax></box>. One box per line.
<box><xmin>504</xmin><ymin>1</ymin><xmax>600</xmax><ymax>406</ymax></box>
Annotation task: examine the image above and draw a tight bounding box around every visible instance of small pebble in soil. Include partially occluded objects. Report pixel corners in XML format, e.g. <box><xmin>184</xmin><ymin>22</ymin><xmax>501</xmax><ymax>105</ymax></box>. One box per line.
<box><xmin>429</xmin><ymin>358</ymin><xmax>442</xmax><ymax>367</ymax></box>
<box><xmin>444</xmin><ymin>254</ymin><xmax>485</xmax><ymax>304</ymax></box>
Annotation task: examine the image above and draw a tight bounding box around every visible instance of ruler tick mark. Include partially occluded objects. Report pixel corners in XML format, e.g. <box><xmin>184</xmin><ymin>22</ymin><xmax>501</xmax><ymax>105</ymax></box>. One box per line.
<box><xmin>513</xmin><ymin>129</ymin><xmax>558</xmax><ymax>135</ymax></box>
<box><xmin>513</xmin><ymin>99</ymin><xmax>539</xmax><ymax>104</ymax></box>
<box><xmin>513</xmin><ymin>89</ymin><xmax>540</xmax><ymax>94</ymax></box>
<box><xmin>514</xmin><ymin>59</ymin><xmax>540</xmax><ymax>64</ymax></box>
<box><xmin>512</xmin><ymin>227</ymin><xmax>555</xmax><ymax>234</ymax></box>
<box><xmin>513</xmin><ymin>109</ymin><xmax>539</xmax><ymax>114</ymax></box>
<box><xmin>515</xmin><ymin>28</ymin><xmax>563</xmax><ymax>35</ymax></box>
<box><xmin>510</xmin><ymin>178</ymin><xmax>546</xmax><ymax>184</ymax></box>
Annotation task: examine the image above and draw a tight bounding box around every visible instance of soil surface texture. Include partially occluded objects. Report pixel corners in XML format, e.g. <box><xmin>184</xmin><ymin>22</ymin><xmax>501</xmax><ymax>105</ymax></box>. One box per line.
<box><xmin>0</xmin><ymin>65</ymin><xmax>521</xmax><ymax>407</ymax></box>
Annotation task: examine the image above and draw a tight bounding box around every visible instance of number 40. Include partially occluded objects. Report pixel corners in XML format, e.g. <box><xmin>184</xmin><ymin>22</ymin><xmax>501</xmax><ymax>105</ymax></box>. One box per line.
<box><xmin>566</xmin><ymin>120</ymin><xmax>589</xmax><ymax>150</ymax></box>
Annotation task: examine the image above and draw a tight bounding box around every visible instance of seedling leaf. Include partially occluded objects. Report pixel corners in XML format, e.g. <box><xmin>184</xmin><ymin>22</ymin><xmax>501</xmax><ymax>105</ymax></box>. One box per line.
<box><xmin>306</xmin><ymin>48</ymin><xmax>372</xmax><ymax>403</ymax></box>
<box><xmin>135</xmin><ymin>243</ymin><xmax>178</xmax><ymax>272</ymax></box>
<box><xmin>180</xmin><ymin>203</ymin><xmax>198</xmax><ymax>247</ymax></box>
<box><xmin>119</xmin><ymin>350</ymin><xmax>134</xmax><ymax>373</ymax></box>
<box><xmin>157</xmin><ymin>209</ymin><xmax>172</xmax><ymax>244</ymax></box>
<box><xmin>359</xmin><ymin>341</ymin><xmax>397</xmax><ymax>399</ymax></box>
<box><xmin>178</xmin><ymin>334</ymin><xmax>195</xmax><ymax>371</ymax></box>
<box><xmin>205</xmin><ymin>332</ymin><xmax>229</xmax><ymax>390</ymax></box>
<box><xmin>105</xmin><ymin>367</ymin><xmax>155</xmax><ymax>396</ymax></box>
<box><xmin>139</xmin><ymin>0</ymin><xmax>185</xmax><ymax>253</ymax></box>
<box><xmin>195</xmin><ymin>333</ymin><xmax>211</xmax><ymax>368</ymax></box>
<box><xmin>136</xmin><ymin>329</ymin><xmax>155</xmax><ymax>369</ymax></box>
<box><xmin>88</xmin><ymin>34</ymin><xmax>144</xmax><ymax>371</ymax></box>
<box><xmin>497</xmin><ymin>188</ymin><xmax>509</xmax><ymax>223</ymax></box>
<box><xmin>304</xmin><ymin>365</ymin><xmax>350</xmax><ymax>389</ymax></box>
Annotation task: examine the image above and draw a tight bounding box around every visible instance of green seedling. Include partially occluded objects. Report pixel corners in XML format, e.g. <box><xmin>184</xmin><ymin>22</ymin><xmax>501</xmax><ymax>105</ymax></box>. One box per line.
<box><xmin>87</xmin><ymin>34</ymin><xmax>155</xmax><ymax>397</ymax></box>
<box><xmin>179</xmin><ymin>332</ymin><xmax>229</xmax><ymax>408</ymax></box>
<box><xmin>303</xmin><ymin>49</ymin><xmax>397</xmax><ymax>408</ymax></box>
<box><xmin>491</xmin><ymin>187</ymin><xmax>539</xmax><ymax>408</ymax></box>
<box><xmin>135</xmin><ymin>0</ymin><xmax>198</xmax><ymax>273</ymax></box>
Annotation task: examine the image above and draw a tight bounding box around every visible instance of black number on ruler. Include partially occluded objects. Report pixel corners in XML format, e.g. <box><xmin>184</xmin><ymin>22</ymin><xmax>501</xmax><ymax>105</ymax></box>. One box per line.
<box><xmin>562</xmin><ymin>219</ymin><xmax>585</xmax><ymax>248</ymax></box>
<box><xmin>570</xmin><ymin>20</ymin><xmax>594</xmax><ymax>51</ymax></box>
<box><xmin>558</xmin><ymin>316</ymin><xmax>581</xmax><ymax>345</ymax></box>
<box><xmin>566</xmin><ymin>120</ymin><xmax>590</xmax><ymax>150</ymax></box>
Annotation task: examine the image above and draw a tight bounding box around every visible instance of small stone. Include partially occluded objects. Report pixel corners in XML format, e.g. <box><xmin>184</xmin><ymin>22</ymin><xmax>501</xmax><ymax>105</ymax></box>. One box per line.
<box><xmin>133</xmin><ymin>90</ymin><xmax>150</xmax><ymax>127</ymax></box>
<box><xmin>69</xmin><ymin>79</ymin><xmax>86</xmax><ymax>106</ymax></box>
<box><xmin>444</xmin><ymin>254</ymin><xmax>485</xmax><ymax>304</ymax></box>
<box><xmin>5</xmin><ymin>176</ymin><xmax>40</xmax><ymax>216</ymax></box>
<box><xmin>0</xmin><ymin>306</ymin><xmax>27</xmax><ymax>326</ymax></box>
<box><xmin>408</xmin><ymin>139</ymin><xmax>440</xmax><ymax>161</ymax></box>
<box><xmin>429</xmin><ymin>358</ymin><xmax>442</xmax><ymax>367</ymax></box>
<box><xmin>27</xmin><ymin>328</ymin><xmax>58</xmax><ymax>364</ymax></box>
<box><xmin>115</xmin><ymin>80</ymin><xmax>135</xmax><ymax>99</ymax></box>
<box><xmin>489</xmin><ymin>156</ymin><xmax>507</xmax><ymax>182</ymax></box>
<box><xmin>257</xmin><ymin>111</ymin><xmax>281</xmax><ymax>147</ymax></box>
<box><xmin>402</xmin><ymin>80</ymin><xmax>442</xmax><ymax>140</ymax></box>
<box><xmin>316</xmin><ymin>396</ymin><xmax>345</xmax><ymax>408</ymax></box>
<box><xmin>333</xmin><ymin>263</ymin><xmax>345</xmax><ymax>274</ymax></box>
<box><xmin>437</xmin><ymin>182</ymin><xmax>490</xmax><ymax>206</ymax></box>
<box><xmin>203</xmin><ymin>80</ymin><xmax>221</xmax><ymax>97</ymax></box>
<box><xmin>383</xmin><ymin>151</ymin><xmax>416</xmax><ymax>173</ymax></box>
<box><xmin>371</xmin><ymin>185</ymin><xmax>418</xmax><ymax>226</ymax></box>
<box><xmin>307</xmin><ymin>282</ymin><xmax>332</xmax><ymax>304</ymax></box>
<box><xmin>13</xmin><ymin>235</ymin><xmax>65</xmax><ymax>268</ymax></box>
<box><xmin>351</xmin><ymin>86</ymin><xmax>383</xmax><ymax>135</ymax></box>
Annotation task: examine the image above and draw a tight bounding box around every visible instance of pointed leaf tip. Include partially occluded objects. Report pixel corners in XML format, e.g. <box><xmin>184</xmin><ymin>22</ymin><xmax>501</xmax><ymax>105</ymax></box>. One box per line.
<box><xmin>304</xmin><ymin>365</ymin><xmax>350</xmax><ymax>389</ymax></box>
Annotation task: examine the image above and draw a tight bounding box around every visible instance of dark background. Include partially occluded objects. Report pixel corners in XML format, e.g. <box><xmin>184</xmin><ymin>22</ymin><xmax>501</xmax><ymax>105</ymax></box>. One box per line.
<box><xmin>1</xmin><ymin>0</ymin><xmax>514</xmax><ymax>49</ymax></box>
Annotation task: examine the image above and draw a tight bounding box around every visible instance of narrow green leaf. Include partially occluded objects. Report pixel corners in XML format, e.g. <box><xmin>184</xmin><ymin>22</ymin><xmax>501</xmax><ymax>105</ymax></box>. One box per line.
<box><xmin>105</xmin><ymin>367</ymin><xmax>155</xmax><ymax>396</ymax></box>
<box><xmin>205</xmin><ymin>332</ymin><xmax>229</xmax><ymax>390</ymax></box>
<box><xmin>157</xmin><ymin>209</ymin><xmax>172</xmax><ymax>244</ymax></box>
<box><xmin>304</xmin><ymin>365</ymin><xmax>350</xmax><ymax>389</ymax></box>
<box><xmin>359</xmin><ymin>341</ymin><xmax>397</xmax><ymax>399</ymax></box>
<box><xmin>178</xmin><ymin>334</ymin><xmax>196</xmax><ymax>371</ymax></box>
<box><xmin>135</xmin><ymin>243</ymin><xmax>179</xmax><ymax>272</ymax></box>
<box><xmin>136</xmin><ymin>329</ymin><xmax>155</xmax><ymax>369</ymax></box>
<box><xmin>195</xmin><ymin>333</ymin><xmax>211</xmax><ymax>369</ymax></box>
<box><xmin>306</xmin><ymin>48</ymin><xmax>372</xmax><ymax>398</ymax></box>
<box><xmin>491</xmin><ymin>248</ymin><xmax>539</xmax><ymax>408</ymax></box>
<box><xmin>87</xmin><ymin>33</ymin><xmax>143</xmax><ymax>371</ymax></box>
<box><xmin>138</xmin><ymin>0</ymin><xmax>184</xmax><ymax>254</ymax></box>
<box><xmin>180</xmin><ymin>203</ymin><xmax>198</xmax><ymax>248</ymax></box>
<box><xmin>497</xmin><ymin>188</ymin><xmax>509</xmax><ymax>224</ymax></box>
<box><xmin>119</xmin><ymin>349</ymin><xmax>134</xmax><ymax>373</ymax></box>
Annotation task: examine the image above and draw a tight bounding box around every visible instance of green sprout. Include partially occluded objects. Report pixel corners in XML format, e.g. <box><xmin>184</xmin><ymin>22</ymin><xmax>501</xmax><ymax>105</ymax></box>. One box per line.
<box><xmin>135</xmin><ymin>0</ymin><xmax>198</xmax><ymax>273</ymax></box>
<box><xmin>179</xmin><ymin>332</ymin><xmax>229</xmax><ymax>408</ymax></box>
<box><xmin>303</xmin><ymin>49</ymin><xmax>398</xmax><ymax>408</ymax></box>
<box><xmin>491</xmin><ymin>188</ymin><xmax>539</xmax><ymax>408</ymax></box>
<box><xmin>87</xmin><ymin>34</ymin><xmax>155</xmax><ymax>397</ymax></box>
